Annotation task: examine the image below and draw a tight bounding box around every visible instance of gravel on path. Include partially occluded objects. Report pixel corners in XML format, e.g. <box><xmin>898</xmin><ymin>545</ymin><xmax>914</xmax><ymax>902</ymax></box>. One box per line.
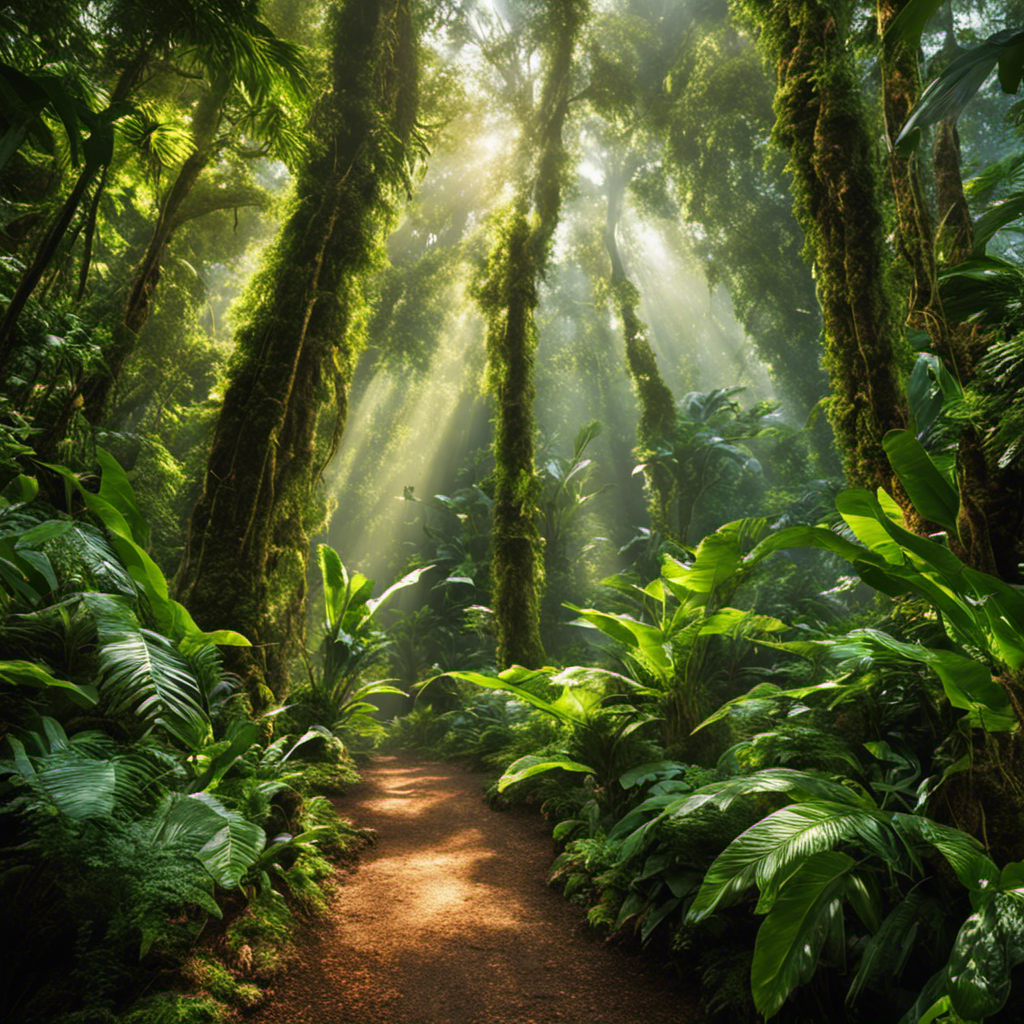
<box><xmin>246</xmin><ymin>755</ymin><xmax>709</xmax><ymax>1024</ymax></box>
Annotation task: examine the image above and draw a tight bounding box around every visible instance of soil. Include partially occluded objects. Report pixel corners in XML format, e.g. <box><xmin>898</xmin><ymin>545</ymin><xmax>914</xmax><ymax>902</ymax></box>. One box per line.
<box><xmin>247</xmin><ymin>754</ymin><xmax>709</xmax><ymax>1024</ymax></box>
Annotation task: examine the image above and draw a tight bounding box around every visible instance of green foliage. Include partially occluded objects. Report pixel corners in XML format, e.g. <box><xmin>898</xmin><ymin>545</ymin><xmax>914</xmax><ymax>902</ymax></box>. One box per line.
<box><xmin>0</xmin><ymin>453</ymin><xmax>357</xmax><ymax>1023</ymax></box>
<box><xmin>289</xmin><ymin>545</ymin><xmax>426</xmax><ymax>737</ymax></box>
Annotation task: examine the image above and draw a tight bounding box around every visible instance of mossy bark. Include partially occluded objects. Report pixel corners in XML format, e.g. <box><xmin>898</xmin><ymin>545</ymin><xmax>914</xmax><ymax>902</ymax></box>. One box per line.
<box><xmin>744</xmin><ymin>0</ymin><xmax>908</xmax><ymax>493</ymax></box>
<box><xmin>877</xmin><ymin>0</ymin><xmax>1005</xmax><ymax>575</ymax></box>
<box><xmin>602</xmin><ymin>159</ymin><xmax>676</xmax><ymax>537</ymax></box>
<box><xmin>476</xmin><ymin>0</ymin><xmax>586</xmax><ymax>669</ymax></box>
<box><xmin>176</xmin><ymin>0</ymin><xmax>418</xmax><ymax>703</ymax></box>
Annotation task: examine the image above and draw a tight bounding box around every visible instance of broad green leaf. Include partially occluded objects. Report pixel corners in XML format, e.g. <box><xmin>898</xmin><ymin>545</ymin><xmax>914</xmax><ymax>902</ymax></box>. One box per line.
<box><xmin>498</xmin><ymin>754</ymin><xmax>595</xmax><ymax>792</ymax></box>
<box><xmin>318</xmin><ymin>543</ymin><xmax>348</xmax><ymax>627</ymax></box>
<box><xmin>366</xmin><ymin>564</ymin><xmax>432</xmax><ymax>615</ymax></box>
<box><xmin>0</xmin><ymin>659</ymin><xmax>98</xmax><ymax>706</ymax></box>
<box><xmin>836</xmin><ymin>490</ymin><xmax>904</xmax><ymax>563</ymax></box>
<box><xmin>196</xmin><ymin>813</ymin><xmax>266</xmax><ymax>889</ymax></box>
<box><xmin>882</xmin><ymin>430</ymin><xmax>959</xmax><ymax>532</ymax></box>
<box><xmin>751</xmin><ymin>850</ymin><xmax>854</xmax><ymax>1017</ymax></box>
<box><xmin>945</xmin><ymin>895</ymin><xmax>1024</xmax><ymax>1019</ymax></box>
<box><xmin>687</xmin><ymin>800</ymin><xmax>878</xmax><ymax>923</ymax></box>
<box><xmin>96</xmin><ymin>446</ymin><xmax>150</xmax><ymax>548</ymax></box>
<box><xmin>189</xmin><ymin>720</ymin><xmax>262</xmax><ymax>793</ymax></box>
<box><xmin>743</xmin><ymin>524</ymin><xmax>869</xmax><ymax>568</ymax></box>
<box><xmin>5</xmin><ymin>739</ymin><xmax>117</xmax><ymax>819</ymax></box>
<box><xmin>883</xmin><ymin>0</ymin><xmax>943</xmax><ymax>47</ymax></box>
<box><xmin>15</xmin><ymin>519</ymin><xmax>74</xmax><ymax>546</ymax></box>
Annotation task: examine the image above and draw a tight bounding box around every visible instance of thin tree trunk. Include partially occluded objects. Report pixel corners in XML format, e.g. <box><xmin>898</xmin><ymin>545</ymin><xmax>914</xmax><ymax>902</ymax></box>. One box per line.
<box><xmin>878</xmin><ymin>0</ymin><xmax>1002</xmax><ymax>575</ymax></box>
<box><xmin>478</xmin><ymin>0</ymin><xmax>586</xmax><ymax>669</ymax></box>
<box><xmin>601</xmin><ymin>158</ymin><xmax>676</xmax><ymax>538</ymax></box>
<box><xmin>176</xmin><ymin>0</ymin><xmax>418</xmax><ymax>704</ymax></box>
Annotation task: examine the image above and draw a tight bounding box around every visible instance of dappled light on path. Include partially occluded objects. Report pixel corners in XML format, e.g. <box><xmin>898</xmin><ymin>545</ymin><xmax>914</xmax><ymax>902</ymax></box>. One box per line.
<box><xmin>249</xmin><ymin>756</ymin><xmax>707</xmax><ymax>1024</ymax></box>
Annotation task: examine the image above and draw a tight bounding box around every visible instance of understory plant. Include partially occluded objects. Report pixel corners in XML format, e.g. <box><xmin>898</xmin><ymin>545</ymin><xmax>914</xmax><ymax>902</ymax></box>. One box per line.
<box><xmin>0</xmin><ymin>447</ymin><xmax>361</xmax><ymax>1024</ymax></box>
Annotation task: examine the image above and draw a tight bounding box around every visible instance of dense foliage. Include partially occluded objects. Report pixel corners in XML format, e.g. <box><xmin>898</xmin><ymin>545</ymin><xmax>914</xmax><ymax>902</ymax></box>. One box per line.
<box><xmin>6</xmin><ymin>0</ymin><xmax>1024</xmax><ymax>1022</ymax></box>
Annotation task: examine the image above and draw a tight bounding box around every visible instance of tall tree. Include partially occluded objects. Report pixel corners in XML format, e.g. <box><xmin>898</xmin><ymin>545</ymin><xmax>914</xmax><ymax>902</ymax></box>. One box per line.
<box><xmin>473</xmin><ymin>0</ymin><xmax>587</xmax><ymax>668</ymax></box>
<box><xmin>735</xmin><ymin>0</ymin><xmax>909</xmax><ymax>494</ymax></box>
<box><xmin>175</xmin><ymin>0</ymin><xmax>419</xmax><ymax>703</ymax></box>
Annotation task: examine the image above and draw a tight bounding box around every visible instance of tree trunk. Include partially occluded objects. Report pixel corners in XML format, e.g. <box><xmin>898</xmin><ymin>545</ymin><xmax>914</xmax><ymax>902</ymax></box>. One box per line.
<box><xmin>176</xmin><ymin>0</ymin><xmax>419</xmax><ymax>704</ymax></box>
<box><xmin>602</xmin><ymin>159</ymin><xmax>676</xmax><ymax>538</ymax></box>
<box><xmin>748</xmin><ymin>0</ymin><xmax>908</xmax><ymax>493</ymax></box>
<box><xmin>477</xmin><ymin>0</ymin><xmax>586</xmax><ymax>669</ymax></box>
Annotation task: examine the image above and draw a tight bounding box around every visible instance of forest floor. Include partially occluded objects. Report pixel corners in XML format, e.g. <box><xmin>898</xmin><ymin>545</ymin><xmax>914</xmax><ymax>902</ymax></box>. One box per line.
<box><xmin>243</xmin><ymin>754</ymin><xmax>709</xmax><ymax>1024</ymax></box>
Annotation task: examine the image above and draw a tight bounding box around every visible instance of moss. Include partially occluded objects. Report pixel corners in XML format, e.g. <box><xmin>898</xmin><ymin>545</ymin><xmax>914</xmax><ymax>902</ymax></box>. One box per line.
<box><xmin>473</xmin><ymin>1</ymin><xmax>585</xmax><ymax>668</ymax></box>
<box><xmin>117</xmin><ymin>993</ymin><xmax>221</xmax><ymax>1024</ymax></box>
<box><xmin>736</xmin><ymin>0</ymin><xmax>909</xmax><ymax>493</ymax></box>
<box><xmin>175</xmin><ymin>0</ymin><xmax>421</xmax><ymax>704</ymax></box>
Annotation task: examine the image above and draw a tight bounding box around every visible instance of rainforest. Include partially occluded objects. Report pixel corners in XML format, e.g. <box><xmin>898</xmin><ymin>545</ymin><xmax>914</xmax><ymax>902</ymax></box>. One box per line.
<box><xmin>4</xmin><ymin>0</ymin><xmax>1024</xmax><ymax>1022</ymax></box>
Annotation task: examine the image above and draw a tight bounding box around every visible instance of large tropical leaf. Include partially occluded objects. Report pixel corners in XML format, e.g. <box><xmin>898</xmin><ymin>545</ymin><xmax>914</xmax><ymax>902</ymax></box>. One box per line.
<box><xmin>4</xmin><ymin>736</ymin><xmax>116</xmax><ymax>819</ymax></box>
<box><xmin>751</xmin><ymin>850</ymin><xmax>854</xmax><ymax>1017</ymax></box>
<box><xmin>945</xmin><ymin>894</ymin><xmax>1024</xmax><ymax>1019</ymax></box>
<box><xmin>154</xmin><ymin>792</ymin><xmax>265</xmax><ymax>888</ymax></box>
<box><xmin>498</xmin><ymin>754</ymin><xmax>595</xmax><ymax>792</ymax></box>
<box><xmin>881</xmin><ymin>430</ymin><xmax>959</xmax><ymax>533</ymax></box>
<box><xmin>686</xmin><ymin>801</ymin><xmax>885</xmax><ymax>923</ymax></box>
<box><xmin>894</xmin><ymin>28</ymin><xmax>1024</xmax><ymax>149</ymax></box>
<box><xmin>96</xmin><ymin>613</ymin><xmax>211</xmax><ymax>750</ymax></box>
<box><xmin>0</xmin><ymin>659</ymin><xmax>98</xmax><ymax>706</ymax></box>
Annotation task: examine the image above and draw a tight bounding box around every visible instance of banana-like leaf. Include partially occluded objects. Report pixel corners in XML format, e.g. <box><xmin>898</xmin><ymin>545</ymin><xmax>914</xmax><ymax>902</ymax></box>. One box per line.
<box><xmin>0</xmin><ymin>659</ymin><xmax>98</xmax><ymax>706</ymax></box>
<box><xmin>889</xmin><ymin>814</ymin><xmax>987</xmax><ymax>885</ymax></box>
<box><xmin>687</xmin><ymin>801</ymin><xmax>882</xmax><ymax>923</ymax></box>
<box><xmin>851</xmin><ymin>629</ymin><xmax>1012</xmax><ymax>726</ymax></box>
<box><xmin>835</xmin><ymin>490</ymin><xmax>906</xmax><ymax>564</ymax></box>
<box><xmin>498</xmin><ymin>754</ymin><xmax>595</xmax><ymax>792</ymax></box>
<box><xmin>445</xmin><ymin>667</ymin><xmax>588</xmax><ymax>726</ymax></box>
<box><xmin>882</xmin><ymin>0</ymin><xmax>943</xmax><ymax>47</ymax></box>
<box><xmin>751</xmin><ymin>850</ymin><xmax>855</xmax><ymax>1017</ymax></box>
<box><xmin>973</xmin><ymin>194</ymin><xmax>1024</xmax><ymax>256</ymax></box>
<box><xmin>894</xmin><ymin>28</ymin><xmax>1024</xmax><ymax>149</ymax></box>
<box><xmin>881</xmin><ymin>430</ymin><xmax>959</xmax><ymax>533</ymax></box>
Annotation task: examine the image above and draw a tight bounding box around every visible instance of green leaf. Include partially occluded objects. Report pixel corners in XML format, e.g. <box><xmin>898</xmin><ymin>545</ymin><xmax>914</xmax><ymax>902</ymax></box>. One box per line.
<box><xmin>0</xmin><ymin>659</ymin><xmax>98</xmax><ymax>706</ymax></box>
<box><xmin>189</xmin><ymin>720</ymin><xmax>262</xmax><ymax>793</ymax></box>
<box><xmin>96</xmin><ymin>446</ymin><xmax>150</xmax><ymax>548</ymax></box>
<box><xmin>156</xmin><ymin>793</ymin><xmax>265</xmax><ymax>889</ymax></box>
<box><xmin>835</xmin><ymin>490</ymin><xmax>905</xmax><ymax>563</ymax></box>
<box><xmin>687</xmin><ymin>800</ymin><xmax>879</xmax><ymax>924</ymax></box>
<box><xmin>751</xmin><ymin>850</ymin><xmax>855</xmax><ymax>1017</ymax></box>
<box><xmin>882</xmin><ymin>430</ymin><xmax>959</xmax><ymax>532</ymax></box>
<box><xmin>97</xmin><ymin>623</ymin><xmax>211</xmax><ymax>750</ymax></box>
<box><xmin>498</xmin><ymin>754</ymin><xmax>595</xmax><ymax>792</ymax></box>
<box><xmin>945</xmin><ymin>895</ymin><xmax>1024</xmax><ymax>1019</ymax></box>
<box><xmin>882</xmin><ymin>0</ymin><xmax>943</xmax><ymax>47</ymax></box>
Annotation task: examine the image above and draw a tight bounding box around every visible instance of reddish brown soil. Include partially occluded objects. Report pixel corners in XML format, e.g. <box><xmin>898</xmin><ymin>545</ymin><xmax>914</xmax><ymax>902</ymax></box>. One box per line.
<box><xmin>248</xmin><ymin>755</ymin><xmax>709</xmax><ymax>1024</ymax></box>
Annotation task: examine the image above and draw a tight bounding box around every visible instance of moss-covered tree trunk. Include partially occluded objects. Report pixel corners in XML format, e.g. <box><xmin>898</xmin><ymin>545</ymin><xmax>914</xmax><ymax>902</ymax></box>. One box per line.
<box><xmin>742</xmin><ymin>0</ymin><xmax>908</xmax><ymax>493</ymax></box>
<box><xmin>476</xmin><ymin>0</ymin><xmax>586</xmax><ymax>669</ymax></box>
<box><xmin>602</xmin><ymin>158</ymin><xmax>676</xmax><ymax>537</ymax></box>
<box><xmin>176</xmin><ymin>0</ymin><xmax>418</xmax><ymax>703</ymax></box>
<box><xmin>877</xmin><ymin>0</ymin><xmax>1005</xmax><ymax>576</ymax></box>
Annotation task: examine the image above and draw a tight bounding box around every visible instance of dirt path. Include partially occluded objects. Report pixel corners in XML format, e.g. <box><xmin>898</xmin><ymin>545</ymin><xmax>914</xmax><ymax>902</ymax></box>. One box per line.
<box><xmin>249</xmin><ymin>755</ymin><xmax>708</xmax><ymax>1024</ymax></box>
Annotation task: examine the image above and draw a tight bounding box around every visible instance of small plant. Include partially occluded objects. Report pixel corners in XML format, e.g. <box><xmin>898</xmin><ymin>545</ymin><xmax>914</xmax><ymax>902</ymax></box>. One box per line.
<box><xmin>292</xmin><ymin>545</ymin><xmax>429</xmax><ymax>737</ymax></box>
